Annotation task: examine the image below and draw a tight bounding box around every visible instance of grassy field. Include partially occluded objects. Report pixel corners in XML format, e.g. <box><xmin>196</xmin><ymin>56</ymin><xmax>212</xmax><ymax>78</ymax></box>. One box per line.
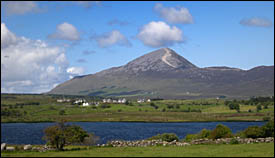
<box><xmin>1</xmin><ymin>143</ymin><xmax>274</xmax><ymax>157</ymax></box>
<box><xmin>1</xmin><ymin>94</ymin><xmax>274</xmax><ymax>123</ymax></box>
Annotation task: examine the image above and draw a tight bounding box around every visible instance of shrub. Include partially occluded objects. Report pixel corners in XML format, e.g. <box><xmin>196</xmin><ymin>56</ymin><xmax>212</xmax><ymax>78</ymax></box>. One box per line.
<box><xmin>125</xmin><ymin>101</ymin><xmax>129</xmax><ymax>105</ymax></box>
<box><xmin>148</xmin><ymin>133</ymin><xmax>179</xmax><ymax>142</ymax></box>
<box><xmin>263</xmin><ymin>117</ymin><xmax>270</xmax><ymax>121</ymax></box>
<box><xmin>100</xmin><ymin>104</ymin><xmax>111</xmax><ymax>109</ymax></box>
<box><xmin>209</xmin><ymin>124</ymin><xmax>232</xmax><ymax>139</ymax></box>
<box><xmin>184</xmin><ymin>134</ymin><xmax>198</xmax><ymax>142</ymax></box>
<box><xmin>167</xmin><ymin>105</ymin><xmax>174</xmax><ymax>109</ymax></box>
<box><xmin>197</xmin><ymin>128</ymin><xmax>211</xmax><ymax>139</ymax></box>
<box><xmin>256</xmin><ymin>105</ymin><xmax>262</xmax><ymax>112</ymax></box>
<box><xmin>117</xmin><ymin>109</ymin><xmax>122</xmax><ymax>112</ymax></box>
<box><xmin>261</xmin><ymin>120</ymin><xmax>274</xmax><ymax>137</ymax></box>
<box><xmin>184</xmin><ymin>128</ymin><xmax>211</xmax><ymax>141</ymax></box>
<box><xmin>59</xmin><ymin>109</ymin><xmax>65</xmax><ymax>115</ymax></box>
<box><xmin>229</xmin><ymin>138</ymin><xmax>239</xmax><ymax>144</ymax></box>
<box><xmin>243</xmin><ymin>126</ymin><xmax>263</xmax><ymax>138</ymax></box>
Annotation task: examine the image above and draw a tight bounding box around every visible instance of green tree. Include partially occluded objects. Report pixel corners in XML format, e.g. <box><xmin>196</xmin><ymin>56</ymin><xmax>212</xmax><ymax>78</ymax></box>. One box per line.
<box><xmin>261</xmin><ymin>120</ymin><xmax>274</xmax><ymax>137</ymax></box>
<box><xmin>257</xmin><ymin>105</ymin><xmax>262</xmax><ymax>112</ymax></box>
<box><xmin>209</xmin><ymin>124</ymin><xmax>232</xmax><ymax>139</ymax></box>
<box><xmin>59</xmin><ymin>109</ymin><xmax>65</xmax><ymax>115</ymax></box>
<box><xmin>125</xmin><ymin>100</ymin><xmax>129</xmax><ymax>105</ymax></box>
<box><xmin>243</xmin><ymin>126</ymin><xmax>263</xmax><ymax>138</ymax></box>
<box><xmin>43</xmin><ymin>121</ymin><xmax>89</xmax><ymax>150</ymax></box>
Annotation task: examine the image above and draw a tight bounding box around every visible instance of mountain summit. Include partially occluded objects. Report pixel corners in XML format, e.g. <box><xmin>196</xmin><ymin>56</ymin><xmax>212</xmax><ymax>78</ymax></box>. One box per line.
<box><xmin>49</xmin><ymin>48</ymin><xmax>274</xmax><ymax>99</ymax></box>
<box><xmin>124</xmin><ymin>48</ymin><xmax>197</xmax><ymax>72</ymax></box>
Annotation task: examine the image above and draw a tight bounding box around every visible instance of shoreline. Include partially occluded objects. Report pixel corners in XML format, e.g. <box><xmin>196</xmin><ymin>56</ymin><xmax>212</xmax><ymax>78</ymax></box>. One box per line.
<box><xmin>1</xmin><ymin>120</ymin><xmax>266</xmax><ymax>124</ymax></box>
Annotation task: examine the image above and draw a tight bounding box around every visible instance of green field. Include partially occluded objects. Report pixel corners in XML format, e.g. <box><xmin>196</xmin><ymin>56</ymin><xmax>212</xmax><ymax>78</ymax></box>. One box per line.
<box><xmin>1</xmin><ymin>143</ymin><xmax>274</xmax><ymax>157</ymax></box>
<box><xmin>1</xmin><ymin>94</ymin><xmax>274</xmax><ymax>123</ymax></box>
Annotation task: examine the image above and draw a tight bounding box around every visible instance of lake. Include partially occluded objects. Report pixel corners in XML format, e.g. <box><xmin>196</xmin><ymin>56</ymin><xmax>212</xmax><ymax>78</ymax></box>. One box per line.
<box><xmin>1</xmin><ymin>121</ymin><xmax>266</xmax><ymax>145</ymax></box>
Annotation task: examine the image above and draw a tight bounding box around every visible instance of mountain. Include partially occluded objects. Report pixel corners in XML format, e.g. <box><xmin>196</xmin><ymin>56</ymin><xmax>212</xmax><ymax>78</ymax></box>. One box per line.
<box><xmin>48</xmin><ymin>48</ymin><xmax>274</xmax><ymax>99</ymax></box>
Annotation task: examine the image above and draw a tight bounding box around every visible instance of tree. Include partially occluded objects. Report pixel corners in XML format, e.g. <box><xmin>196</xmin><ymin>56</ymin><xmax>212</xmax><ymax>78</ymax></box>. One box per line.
<box><xmin>59</xmin><ymin>109</ymin><xmax>65</xmax><ymax>115</ymax></box>
<box><xmin>257</xmin><ymin>105</ymin><xmax>262</xmax><ymax>112</ymax></box>
<box><xmin>209</xmin><ymin>124</ymin><xmax>232</xmax><ymax>139</ymax></box>
<box><xmin>261</xmin><ymin>120</ymin><xmax>274</xmax><ymax>137</ymax></box>
<box><xmin>43</xmin><ymin>121</ymin><xmax>89</xmax><ymax>150</ymax></box>
<box><xmin>243</xmin><ymin>126</ymin><xmax>263</xmax><ymax>138</ymax></box>
<box><xmin>125</xmin><ymin>100</ymin><xmax>129</xmax><ymax>105</ymax></box>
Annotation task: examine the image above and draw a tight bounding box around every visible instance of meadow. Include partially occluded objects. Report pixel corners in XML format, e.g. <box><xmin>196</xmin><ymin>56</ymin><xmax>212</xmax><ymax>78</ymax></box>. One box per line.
<box><xmin>1</xmin><ymin>94</ymin><xmax>274</xmax><ymax>123</ymax></box>
<box><xmin>1</xmin><ymin>143</ymin><xmax>274</xmax><ymax>157</ymax></box>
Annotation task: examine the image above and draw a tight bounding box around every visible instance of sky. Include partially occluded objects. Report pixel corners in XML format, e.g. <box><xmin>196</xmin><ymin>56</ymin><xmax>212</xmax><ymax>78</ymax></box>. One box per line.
<box><xmin>1</xmin><ymin>1</ymin><xmax>274</xmax><ymax>93</ymax></box>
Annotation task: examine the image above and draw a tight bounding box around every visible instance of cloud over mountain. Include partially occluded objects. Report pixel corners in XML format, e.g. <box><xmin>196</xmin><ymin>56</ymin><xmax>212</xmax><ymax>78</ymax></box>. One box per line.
<box><xmin>137</xmin><ymin>21</ymin><xmax>183</xmax><ymax>47</ymax></box>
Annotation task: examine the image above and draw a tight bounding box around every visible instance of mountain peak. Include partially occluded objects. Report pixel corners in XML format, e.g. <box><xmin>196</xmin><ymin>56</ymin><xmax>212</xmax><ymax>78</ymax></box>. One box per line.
<box><xmin>124</xmin><ymin>48</ymin><xmax>197</xmax><ymax>72</ymax></box>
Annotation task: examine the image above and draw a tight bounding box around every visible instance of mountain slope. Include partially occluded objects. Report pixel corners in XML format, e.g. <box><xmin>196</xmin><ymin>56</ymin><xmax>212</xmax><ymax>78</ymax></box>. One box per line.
<box><xmin>49</xmin><ymin>48</ymin><xmax>274</xmax><ymax>99</ymax></box>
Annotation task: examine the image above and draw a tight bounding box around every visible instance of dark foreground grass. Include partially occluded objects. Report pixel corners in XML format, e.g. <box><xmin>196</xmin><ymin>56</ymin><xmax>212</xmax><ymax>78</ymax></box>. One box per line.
<box><xmin>1</xmin><ymin>143</ymin><xmax>274</xmax><ymax>157</ymax></box>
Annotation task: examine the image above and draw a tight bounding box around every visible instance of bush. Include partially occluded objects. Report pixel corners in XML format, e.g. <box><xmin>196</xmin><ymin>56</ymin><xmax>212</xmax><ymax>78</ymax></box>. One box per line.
<box><xmin>59</xmin><ymin>109</ymin><xmax>65</xmax><ymax>115</ymax></box>
<box><xmin>100</xmin><ymin>104</ymin><xmax>111</xmax><ymax>109</ymax></box>
<box><xmin>184</xmin><ymin>128</ymin><xmax>211</xmax><ymax>141</ymax></box>
<box><xmin>167</xmin><ymin>105</ymin><xmax>174</xmax><ymax>109</ymax></box>
<box><xmin>209</xmin><ymin>124</ymin><xmax>232</xmax><ymax>139</ymax></box>
<box><xmin>197</xmin><ymin>128</ymin><xmax>211</xmax><ymax>139</ymax></box>
<box><xmin>257</xmin><ymin>105</ymin><xmax>262</xmax><ymax>112</ymax></box>
<box><xmin>263</xmin><ymin>117</ymin><xmax>270</xmax><ymax>121</ymax></box>
<box><xmin>148</xmin><ymin>133</ymin><xmax>179</xmax><ymax>142</ymax></box>
<box><xmin>229</xmin><ymin>138</ymin><xmax>239</xmax><ymax>144</ymax></box>
<box><xmin>184</xmin><ymin>134</ymin><xmax>197</xmax><ymax>142</ymax></box>
<box><xmin>261</xmin><ymin>120</ymin><xmax>274</xmax><ymax>137</ymax></box>
<box><xmin>243</xmin><ymin>126</ymin><xmax>263</xmax><ymax>138</ymax></box>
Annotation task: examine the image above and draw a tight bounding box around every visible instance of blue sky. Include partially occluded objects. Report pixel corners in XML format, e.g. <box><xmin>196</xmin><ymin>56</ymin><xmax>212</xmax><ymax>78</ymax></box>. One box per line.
<box><xmin>1</xmin><ymin>1</ymin><xmax>274</xmax><ymax>93</ymax></box>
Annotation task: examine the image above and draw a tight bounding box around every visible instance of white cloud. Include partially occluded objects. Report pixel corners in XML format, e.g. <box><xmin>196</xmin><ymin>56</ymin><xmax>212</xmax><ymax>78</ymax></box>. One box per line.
<box><xmin>48</xmin><ymin>22</ymin><xmax>80</xmax><ymax>41</ymax></box>
<box><xmin>240</xmin><ymin>17</ymin><xmax>273</xmax><ymax>27</ymax></box>
<box><xmin>94</xmin><ymin>30</ymin><xmax>132</xmax><ymax>48</ymax></box>
<box><xmin>67</xmin><ymin>67</ymin><xmax>84</xmax><ymax>79</ymax></box>
<box><xmin>1</xmin><ymin>23</ymin><xmax>83</xmax><ymax>93</ymax></box>
<box><xmin>137</xmin><ymin>21</ymin><xmax>183</xmax><ymax>47</ymax></box>
<box><xmin>1</xmin><ymin>23</ymin><xmax>18</xmax><ymax>48</ymax></box>
<box><xmin>3</xmin><ymin>1</ymin><xmax>40</xmax><ymax>15</ymax></box>
<box><xmin>154</xmin><ymin>3</ymin><xmax>193</xmax><ymax>24</ymax></box>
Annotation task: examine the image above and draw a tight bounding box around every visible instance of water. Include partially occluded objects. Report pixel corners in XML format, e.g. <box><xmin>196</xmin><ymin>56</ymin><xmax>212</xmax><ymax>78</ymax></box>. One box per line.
<box><xmin>1</xmin><ymin>121</ymin><xmax>266</xmax><ymax>145</ymax></box>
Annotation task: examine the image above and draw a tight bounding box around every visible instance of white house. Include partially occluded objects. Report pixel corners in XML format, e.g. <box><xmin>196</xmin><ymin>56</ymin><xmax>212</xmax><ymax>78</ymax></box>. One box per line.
<box><xmin>107</xmin><ymin>99</ymin><xmax>112</xmax><ymax>103</ymax></box>
<box><xmin>121</xmin><ymin>98</ymin><xmax>127</xmax><ymax>103</ymax></box>
<box><xmin>74</xmin><ymin>99</ymin><xmax>85</xmax><ymax>104</ymax></box>
<box><xmin>147</xmin><ymin>99</ymin><xmax>151</xmax><ymax>102</ymax></box>
<box><xmin>82</xmin><ymin>102</ymin><xmax>89</xmax><ymax>107</ymax></box>
<box><xmin>137</xmin><ymin>99</ymin><xmax>145</xmax><ymax>103</ymax></box>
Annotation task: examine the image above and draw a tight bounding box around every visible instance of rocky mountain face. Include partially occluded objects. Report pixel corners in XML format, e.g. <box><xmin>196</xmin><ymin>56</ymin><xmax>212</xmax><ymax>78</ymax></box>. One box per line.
<box><xmin>49</xmin><ymin>48</ymin><xmax>274</xmax><ymax>99</ymax></box>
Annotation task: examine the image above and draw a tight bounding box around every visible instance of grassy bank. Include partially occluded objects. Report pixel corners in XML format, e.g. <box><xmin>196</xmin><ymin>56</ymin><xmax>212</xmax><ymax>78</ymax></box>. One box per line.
<box><xmin>1</xmin><ymin>143</ymin><xmax>274</xmax><ymax>157</ymax></box>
